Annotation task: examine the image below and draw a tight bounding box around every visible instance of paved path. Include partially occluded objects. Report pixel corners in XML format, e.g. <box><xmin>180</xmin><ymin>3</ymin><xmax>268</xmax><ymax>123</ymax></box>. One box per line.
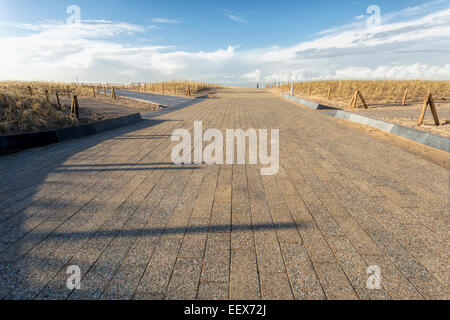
<box><xmin>114</xmin><ymin>89</ymin><xmax>199</xmax><ymax>108</ymax></box>
<box><xmin>0</xmin><ymin>89</ymin><xmax>448</xmax><ymax>300</ymax></box>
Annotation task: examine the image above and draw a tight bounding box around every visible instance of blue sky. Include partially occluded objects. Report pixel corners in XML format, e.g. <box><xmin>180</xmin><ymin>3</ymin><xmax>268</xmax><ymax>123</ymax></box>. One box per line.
<box><xmin>0</xmin><ymin>0</ymin><xmax>449</xmax><ymax>85</ymax></box>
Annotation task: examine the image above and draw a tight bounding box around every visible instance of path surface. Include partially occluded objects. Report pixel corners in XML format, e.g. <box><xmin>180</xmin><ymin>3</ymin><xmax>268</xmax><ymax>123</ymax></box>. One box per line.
<box><xmin>0</xmin><ymin>89</ymin><xmax>448</xmax><ymax>300</ymax></box>
<box><xmin>114</xmin><ymin>89</ymin><xmax>199</xmax><ymax>108</ymax></box>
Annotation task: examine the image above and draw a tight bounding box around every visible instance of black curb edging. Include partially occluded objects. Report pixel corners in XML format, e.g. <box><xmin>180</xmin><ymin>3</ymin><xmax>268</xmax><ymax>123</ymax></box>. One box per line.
<box><xmin>282</xmin><ymin>94</ymin><xmax>450</xmax><ymax>153</ymax></box>
<box><xmin>0</xmin><ymin>113</ymin><xmax>142</xmax><ymax>155</ymax></box>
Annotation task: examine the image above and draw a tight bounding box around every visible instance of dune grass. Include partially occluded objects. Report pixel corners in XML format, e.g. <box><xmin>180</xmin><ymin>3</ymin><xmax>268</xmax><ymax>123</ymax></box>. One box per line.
<box><xmin>122</xmin><ymin>81</ymin><xmax>226</xmax><ymax>95</ymax></box>
<box><xmin>0</xmin><ymin>84</ymin><xmax>77</xmax><ymax>134</ymax></box>
<box><xmin>274</xmin><ymin>80</ymin><xmax>450</xmax><ymax>108</ymax></box>
<box><xmin>0</xmin><ymin>80</ymin><xmax>225</xmax><ymax>134</ymax></box>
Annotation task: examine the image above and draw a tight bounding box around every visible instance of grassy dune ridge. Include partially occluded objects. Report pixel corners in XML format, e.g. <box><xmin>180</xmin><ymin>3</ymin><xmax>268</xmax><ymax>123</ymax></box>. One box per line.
<box><xmin>0</xmin><ymin>83</ymin><xmax>75</xmax><ymax>134</ymax></box>
<box><xmin>0</xmin><ymin>80</ymin><xmax>225</xmax><ymax>134</ymax></box>
<box><xmin>274</xmin><ymin>80</ymin><xmax>450</xmax><ymax>108</ymax></box>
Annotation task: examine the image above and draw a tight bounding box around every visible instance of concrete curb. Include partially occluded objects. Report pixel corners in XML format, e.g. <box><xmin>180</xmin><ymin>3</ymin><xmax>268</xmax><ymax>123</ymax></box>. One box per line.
<box><xmin>0</xmin><ymin>113</ymin><xmax>142</xmax><ymax>155</ymax></box>
<box><xmin>282</xmin><ymin>94</ymin><xmax>450</xmax><ymax>153</ymax></box>
<box><xmin>282</xmin><ymin>94</ymin><xmax>338</xmax><ymax>110</ymax></box>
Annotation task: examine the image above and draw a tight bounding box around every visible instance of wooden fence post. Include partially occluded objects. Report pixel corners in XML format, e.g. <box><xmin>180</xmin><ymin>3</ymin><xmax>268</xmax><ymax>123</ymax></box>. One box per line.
<box><xmin>186</xmin><ymin>86</ymin><xmax>191</xmax><ymax>97</ymax></box>
<box><xmin>70</xmin><ymin>96</ymin><xmax>79</xmax><ymax>120</ymax></box>
<box><xmin>56</xmin><ymin>91</ymin><xmax>61</xmax><ymax>109</ymax></box>
<box><xmin>357</xmin><ymin>91</ymin><xmax>368</xmax><ymax>109</ymax></box>
<box><xmin>45</xmin><ymin>89</ymin><xmax>50</xmax><ymax>103</ymax></box>
<box><xmin>349</xmin><ymin>91</ymin><xmax>357</xmax><ymax>109</ymax></box>
<box><xmin>92</xmin><ymin>86</ymin><xmax>96</xmax><ymax>98</ymax></box>
<box><xmin>308</xmin><ymin>85</ymin><xmax>311</xmax><ymax>96</ymax></box>
<box><xmin>401</xmin><ymin>88</ymin><xmax>408</xmax><ymax>106</ymax></box>
<box><xmin>162</xmin><ymin>83</ymin><xmax>165</xmax><ymax>94</ymax></box>
<box><xmin>327</xmin><ymin>87</ymin><xmax>331</xmax><ymax>100</ymax></box>
<box><xmin>28</xmin><ymin>86</ymin><xmax>33</xmax><ymax>96</ymax></box>
<box><xmin>349</xmin><ymin>90</ymin><xmax>368</xmax><ymax>109</ymax></box>
<box><xmin>67</xmin><ymin>86</ymin><xmax>70</xmax><ymax>98</ymax></box>
<box><xmin>112</xmin><ymin>87</ymin><xmax>117</xmax><ymax>99</ymax></box>
<box><xmin>103</xmin><ymin>85</ymin><xmax>107</xmax><ymax>97</ymax></box>
<box><xmin>418</xmin><ymin>93</ymin><xmax>440</xmax><ymax>126</ymax></box>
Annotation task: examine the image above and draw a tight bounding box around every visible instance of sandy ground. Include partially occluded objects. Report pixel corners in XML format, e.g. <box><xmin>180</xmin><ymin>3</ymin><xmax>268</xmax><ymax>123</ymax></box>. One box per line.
<box><xmin>66</xmin><ymin>95</ymin><xmax>161</xmax><ymax>112</ymax></box>
<box><xmin>377</xmin><ymin>117</ymin><xmax>450</xmax><ymax>138</ymax></box>
<box><xmin>272</xmin><ymin>88</ymin><xmax>450</xmax><ymax>138</ymax></box>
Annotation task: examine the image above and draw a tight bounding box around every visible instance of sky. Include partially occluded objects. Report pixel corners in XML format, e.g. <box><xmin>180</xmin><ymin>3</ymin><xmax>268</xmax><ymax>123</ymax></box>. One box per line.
<box><xmin>0</xmin><ymin>0</ymin><xmax>449</xmax><ymax>86</ymax></box>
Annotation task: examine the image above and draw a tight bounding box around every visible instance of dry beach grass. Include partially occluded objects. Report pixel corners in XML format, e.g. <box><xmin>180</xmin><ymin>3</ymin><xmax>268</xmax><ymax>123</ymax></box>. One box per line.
<box><xmin>0</xmin><ymin>81</ymin><xmax>151</xmax><ymax>135</ymax></box>
<box><xmin>274</xmin><ymin>80</ymin><xmax>450</xmax><ymax>108</ymax></box>
<box><xmin>274</xmin><ymin>80</ymin><xmax>450</xmax><ymax>137</ymax></box>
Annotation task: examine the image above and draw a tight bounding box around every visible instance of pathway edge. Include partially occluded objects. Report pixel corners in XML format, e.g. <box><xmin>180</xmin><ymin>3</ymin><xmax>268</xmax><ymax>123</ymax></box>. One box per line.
<box><xmin>282</xmin><ymin>94</ymin><xmax>450</xmax><ymax>153</ymax></box>
<box><xmin>0</xmin><ymin>113</ymin><xmax>142</xmax><ymax>155</ymax></box>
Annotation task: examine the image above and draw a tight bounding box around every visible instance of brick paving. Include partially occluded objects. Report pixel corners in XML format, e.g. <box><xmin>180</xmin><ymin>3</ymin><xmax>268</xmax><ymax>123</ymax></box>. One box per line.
<box><xmin>0</xmin><ymin>89</ymin><xmax>448</xmax><ymax>300</ymax></box>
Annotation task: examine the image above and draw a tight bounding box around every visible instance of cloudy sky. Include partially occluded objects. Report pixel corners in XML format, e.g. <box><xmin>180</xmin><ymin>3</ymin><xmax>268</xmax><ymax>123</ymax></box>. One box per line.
<box><xmin>0</xmin><ymin>0</ymin><xmax>449</xmax><ymax>86</ymax></box>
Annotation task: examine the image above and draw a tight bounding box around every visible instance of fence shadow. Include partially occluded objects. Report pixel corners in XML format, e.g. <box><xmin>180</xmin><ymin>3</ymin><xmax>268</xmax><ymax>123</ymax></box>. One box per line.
<box><xmin>0</xmin><ymin>116</ymin><xmax>185</xmax><ymax>299</ymax></box>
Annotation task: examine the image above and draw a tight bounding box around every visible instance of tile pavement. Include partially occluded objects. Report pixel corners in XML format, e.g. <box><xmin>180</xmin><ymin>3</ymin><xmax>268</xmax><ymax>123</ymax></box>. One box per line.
<box><xmin>0</xmin><ymin>89</ymin><xmax>448</xmax><ymax>300</ymax></box>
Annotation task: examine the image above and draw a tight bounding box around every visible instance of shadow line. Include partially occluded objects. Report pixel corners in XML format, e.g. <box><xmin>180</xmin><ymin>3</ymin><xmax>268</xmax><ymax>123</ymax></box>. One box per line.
<box><xmin>60</xmin><ymin>162</ymin><xmax>177</xmax><ymax>167</ymax></box>
<box><xmin>54</xmin><ymin>166</ymin><xmax>200</xmax><ymax>173</ymax></box>
<box><xmin>27</xmin><ymin>222</ymin><xmax>308</xmax><ymax>242</ymax></box>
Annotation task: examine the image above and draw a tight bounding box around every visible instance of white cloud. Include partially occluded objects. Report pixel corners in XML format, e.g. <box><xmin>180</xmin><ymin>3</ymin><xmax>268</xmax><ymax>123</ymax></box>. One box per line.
<box><xmin>0</xmin><ymin>3</ymin><xmax>449</xmax><ymax>84</ymax></box>
<box><xmin>220</xmin><ymin>9</ymin><xmax>249</xmax><ymax>24</ymax></box>
<box><xmin>152</xmin><ymin>18</ymin><xmax>182</xmax><ymax>24</ymax></box>
<box><xmin>241</xmin><ymin>69</ymin><xmax>262</xmax><ymax>82</ymax></box>
<box><xmin>337</xmin><ymin>63</ymin><xmax>450</xmax><ymax>80</ymax></box>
